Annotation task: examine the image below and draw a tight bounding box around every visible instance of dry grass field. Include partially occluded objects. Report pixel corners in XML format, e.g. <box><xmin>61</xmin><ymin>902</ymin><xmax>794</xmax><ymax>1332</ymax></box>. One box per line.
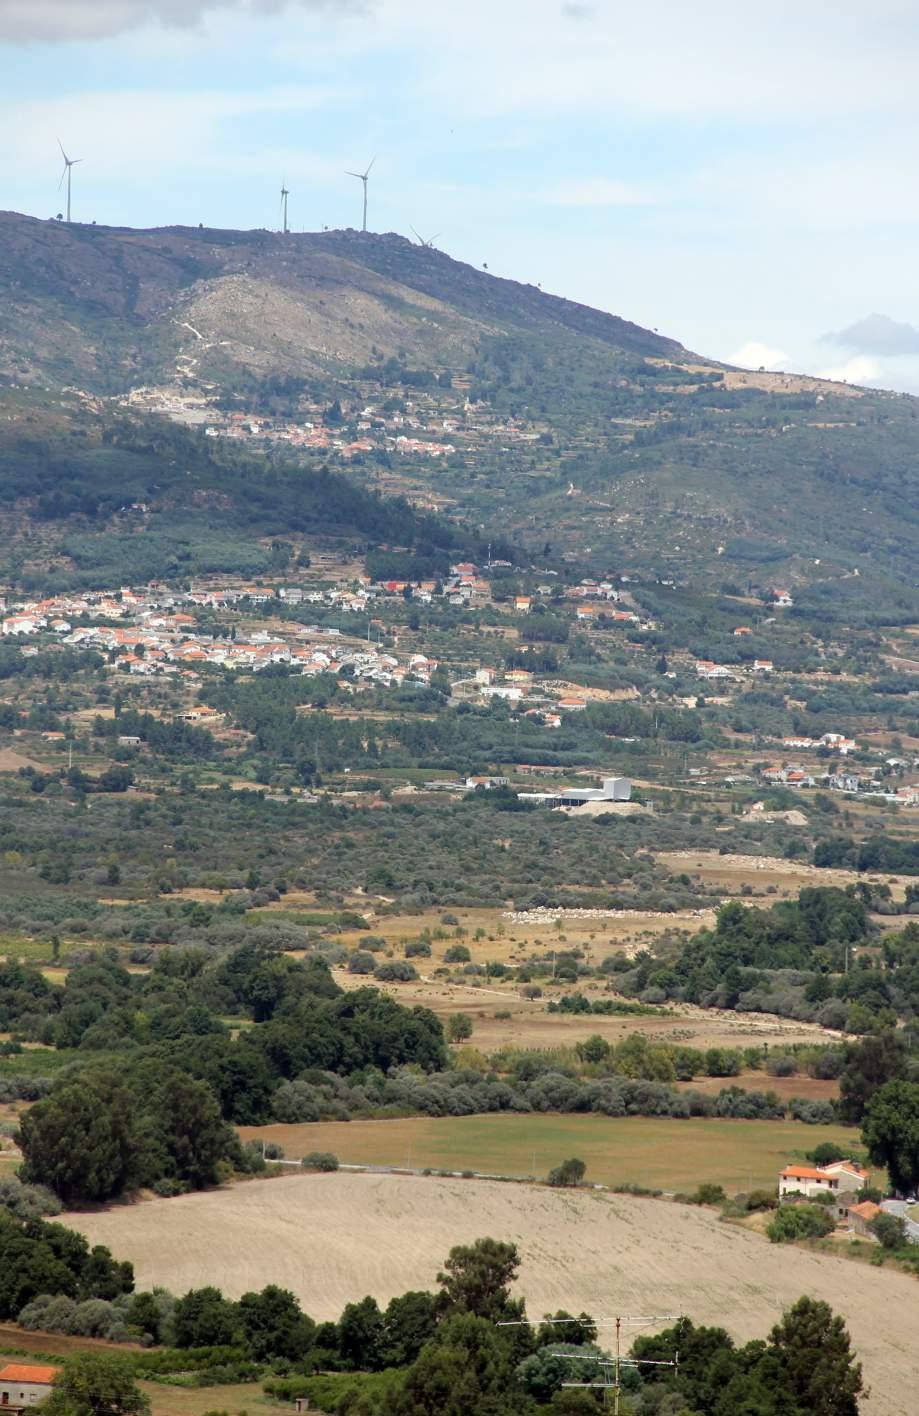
<box><xmin>236</xmin><ymin>1114</ymin><xmax>859</xmax><ymax>1193</ymax></box>
<box><xmin>308</xmin><ymin>901</ymin><xmax>716</xmax><ymax>965</ymax></box>
<box><xmin>328</xmin><ymin>968</ymin><xmax>845</xmax><ymax>1052</ymax></box>
<box><xmin>655</xmin><ymin>850</ymin><xmax>914</xmax><ymax>902</ymax></box>
<box><xmin>71</xmin><ymin>1173</ymin><xmax>915</xmax><ymax>1414</ymax></box>
<box><xmin>138</xmin><ymin>1382</ymin><xmax>288</xmax><ymax>1416</ymax></box>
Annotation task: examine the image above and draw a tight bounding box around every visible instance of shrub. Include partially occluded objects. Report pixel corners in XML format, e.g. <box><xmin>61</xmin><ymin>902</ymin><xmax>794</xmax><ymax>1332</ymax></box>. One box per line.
<box><xmin>767</xmin><ymin>1203</ymin><xmax>835</xmax><ymax>1243</ymax></box>
<box><xmin>870</xmin><ymin>1212</ymin><xmax>907</xmax><ymax>1250</ymax></box>
<box><xmin>373</xmin><ymin>960</ymin><xmax>418</xmax><ymax>982</ymax></box>
<box><xmin>302</xmin><ymin>1152</ymin><xmax>339</xmax><ymax>1172</ymax></box>
<box><xmin>789</xmin><ymin>1097</ymin><xmax>836</xmax><ymax>1125</ymax></box>
<box><xmin>687</xmin><ymin>1183</ymin><xmax>726</xmax><ymax>1207</ymax></box>
<box><xmin>547</xmin><ymin>1157</ymin><xmax>587</xmax><ymax>1188</ymax></box>
<box><xmin>444</xmin><ymin>944</ymin><xmax>471</xmax><ymax>964</ymax></box>
<box><xmin>404</xmin><ymin>939</ymin><xmax>432</xmax><ymax>958</ymax></box>
<box><xmin>745</xmin><ymin>1189</ymin><xmax>778</xmax><ymax>1212</ymax></box>
<box><xmin>347</xmin><ymin>951</ymin><xmax>377</xmax><ymax>974</ymax></box>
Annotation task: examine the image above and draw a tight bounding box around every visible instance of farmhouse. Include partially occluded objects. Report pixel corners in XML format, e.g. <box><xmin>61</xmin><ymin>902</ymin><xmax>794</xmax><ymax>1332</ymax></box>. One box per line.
<box><xmin>779</xmin><ymin>1159</ymin><xmax>868</xmax><ymax>1200</ymax></box>
<box><xmin>0</xmin><ymin>1364</ymin><xmax>59</xmax><ymax>1412</ymax></box>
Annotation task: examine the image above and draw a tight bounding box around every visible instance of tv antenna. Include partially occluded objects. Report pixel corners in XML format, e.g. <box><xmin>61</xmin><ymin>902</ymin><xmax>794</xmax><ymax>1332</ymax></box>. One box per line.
<box><xmin>280</xmin><ymin>180</ymin><xmax>290</xmax><ymax>235</ymax></box>
<box><xmin>499</xmin><ymin>1312</ymin><xmax>682</xmax><ymax>1415</ymax></box>
<box><xmin>346</xmin><ymin>156</ymin><xmax>375</xmax><ymax>232</ymax></box>
<box><xmin>410</xmin><ymin>226</ymin><xmax>440</xmax><ymax>249</ymax></box>
<box><xmin>57</xmin><ymin>139</ymin><xmax>82</xmax><ymax>224</ymax></box>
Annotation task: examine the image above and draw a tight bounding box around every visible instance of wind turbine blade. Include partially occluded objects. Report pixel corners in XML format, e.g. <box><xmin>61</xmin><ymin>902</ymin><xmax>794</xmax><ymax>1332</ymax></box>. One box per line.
<box><xmin>346</xmin><ymin>171</ymin><xmax>363</xmax><ymax>179</ymax></box>
<box><xmin>58</xmin><ymin>138</ymin><xmax>69</xmax><ymax>163</ymax></box>
<box><xmin>410</xmin><ymin>226</ymin><xmax>422</xmax><ymax>243</ymax></box>
<box><xmin>365</xmin><ymin>155</ymin><xmax>376</xmax><ymax>176</ymax></box>
<box><xmin>58</xmin><ymin>168</ymin><xmax>67</xmax><ymax>191</ymax></box>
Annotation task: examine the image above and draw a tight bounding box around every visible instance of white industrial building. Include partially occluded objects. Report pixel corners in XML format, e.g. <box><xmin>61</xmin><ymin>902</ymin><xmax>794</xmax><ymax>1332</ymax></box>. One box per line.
<box><xmin>518</xmin><ymin>775</ymin><xmax>632</xmax><ymax>808</ymax></box>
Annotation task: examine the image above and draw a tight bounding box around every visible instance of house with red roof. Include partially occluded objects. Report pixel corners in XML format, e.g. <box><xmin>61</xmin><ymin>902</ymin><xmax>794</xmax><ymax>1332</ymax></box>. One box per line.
<box><xmin>0</xmin><ymin>1363</ymin><xmax>59</xmax><ymax>1411</ymax></box>
<box><xmin>779</xmin><ymin>1159</ymin><xmax>868</xmax><ymax>1200</ymax></box>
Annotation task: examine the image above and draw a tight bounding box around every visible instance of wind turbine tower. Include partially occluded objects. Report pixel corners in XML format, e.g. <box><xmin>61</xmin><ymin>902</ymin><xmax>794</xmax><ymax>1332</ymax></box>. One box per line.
<box><xmin>346</xmin><ymin>157</ymin><xmax>375</xmax><ymax>232</ymax></box>
<box><xmin>57</xmin><ymin>139</ymin><xmax>82</xmax><ymax>223</ymax></box>
<box><xmin>280</xmin><ymin>181</ymin><xmax>290</xmax><ymax>235</ymax></box>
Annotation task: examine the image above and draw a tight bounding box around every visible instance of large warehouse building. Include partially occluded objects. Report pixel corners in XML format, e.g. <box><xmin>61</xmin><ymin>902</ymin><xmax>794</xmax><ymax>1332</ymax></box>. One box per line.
<box><xmin>518</xmin><ymin>775</ymin><xmax>632</xmax><ymax>808</ymax></box>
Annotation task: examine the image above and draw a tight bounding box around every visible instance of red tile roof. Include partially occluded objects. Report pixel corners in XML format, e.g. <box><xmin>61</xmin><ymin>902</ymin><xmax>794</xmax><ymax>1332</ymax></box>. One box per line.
<box><xmin>0</xmin><ymin>1364</ymin><xmax>59</xmax><ymax>1384</ymax></box>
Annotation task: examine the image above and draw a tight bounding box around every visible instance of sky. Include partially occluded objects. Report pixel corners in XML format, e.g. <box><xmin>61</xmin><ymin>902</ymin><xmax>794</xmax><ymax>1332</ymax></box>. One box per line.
<box><xmin>4</xmin><ymin>0</ymin><xmax>919</xmax><ymax>390</ymax></box>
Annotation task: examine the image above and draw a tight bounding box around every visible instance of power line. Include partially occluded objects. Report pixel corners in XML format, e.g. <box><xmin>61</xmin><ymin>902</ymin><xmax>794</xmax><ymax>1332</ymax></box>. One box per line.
<box><xmin>498</xmin><ymin>1312</ymin><xmax>683</xmax><ymax>1415</ymax></box>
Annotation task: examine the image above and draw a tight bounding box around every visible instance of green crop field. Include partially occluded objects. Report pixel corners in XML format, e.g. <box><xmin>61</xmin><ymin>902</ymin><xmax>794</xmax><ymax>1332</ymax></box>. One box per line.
<box><xmin>239</xmin><ymin>1114</ymin><xmax>870</xmax><ymax>1195</ymax></box>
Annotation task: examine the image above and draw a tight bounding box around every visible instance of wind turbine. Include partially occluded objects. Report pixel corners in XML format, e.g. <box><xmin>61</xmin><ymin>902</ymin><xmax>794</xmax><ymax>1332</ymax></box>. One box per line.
<box><xmin>346</xmin><ymin>157</ymin><xmax>375</xmax><ymax>232</ymax></box>
<box><xmin>410</xmin><ymin>226</ymin><xmax>440</xmax><ymax>249</ymax></box>
<box><xmin>57</xmin><ymin>139</ymin><xmax>82</xmax><ymax>224</ymax></box>
<box><xmin>280</xmin><ymin>180</ymin><xmax>290</xmax><ymax>234</ymax></box>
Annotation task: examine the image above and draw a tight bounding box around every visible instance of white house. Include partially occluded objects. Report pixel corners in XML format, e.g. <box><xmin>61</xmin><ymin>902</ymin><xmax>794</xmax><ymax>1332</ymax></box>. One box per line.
<box><xmin>0</xmin><ymin>1363</ymin><xmax>59</xmax><ymax>1411</ymax></box>
<box><xmin>779</xmin><ymin>1160</ymin><xmax>868</xmax><ymax>1200</ymax></box>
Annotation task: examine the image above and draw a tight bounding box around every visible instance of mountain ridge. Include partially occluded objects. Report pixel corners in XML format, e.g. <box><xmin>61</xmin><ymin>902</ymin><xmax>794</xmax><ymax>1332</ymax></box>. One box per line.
<box><xmin>0</xmin><ymin>210</ymin><xmax>917</xmax><ymax>609</ymax></box>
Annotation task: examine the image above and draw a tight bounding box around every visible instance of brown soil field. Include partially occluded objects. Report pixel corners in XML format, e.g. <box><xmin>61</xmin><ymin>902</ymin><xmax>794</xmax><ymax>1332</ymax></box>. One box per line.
<box><xmin>71</xmin><ymin>1173</ymin><xmax>915</xmax><ymax>1413</ymax></box>
<box><xmin>0</xmin><ymin>1323</ymin><xmax>141</xmax><ymax>1356</ymax></box>
<box><xmin>0</xmin><ymin>747</ymin><xmax>45</xmax><ymax>773</ymax></box>
<box><xmin>673</xmin><ymin>1070</ymin><xmax>838</xmax><ymax>1102</ymax></box>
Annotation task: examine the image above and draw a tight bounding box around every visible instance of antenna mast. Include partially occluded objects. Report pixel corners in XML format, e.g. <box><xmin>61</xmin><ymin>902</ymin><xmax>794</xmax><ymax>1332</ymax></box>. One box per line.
<box><xmin>499</xmin><ymin>1312</ymin><xmax>682</xmax><ymax>1415</ymax></box>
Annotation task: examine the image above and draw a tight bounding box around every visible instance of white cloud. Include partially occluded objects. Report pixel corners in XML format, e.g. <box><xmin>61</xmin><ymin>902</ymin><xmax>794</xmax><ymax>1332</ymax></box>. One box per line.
<box><xmin>0</xmin><ymin>0</ymin><xmax>363</xmax><ymax>43</ymax></box>
<box><xmin>729</xmin><ymin>341</ymin><xmax>788</xmax><ymax>371</ymax></box>
<box><xmin>545</xmin><ymin>177</ymin><xmax>652</xmax><ymax>208</ymax></box>
<box><xmin>817</xmin><ymin>355</ymin><xmax>883</xmax><ymax>385</ymax></box>
<box><xmin>375</xmin><ymin>0</ymin><xmax>919</xmax><ymax>122</ymax></box>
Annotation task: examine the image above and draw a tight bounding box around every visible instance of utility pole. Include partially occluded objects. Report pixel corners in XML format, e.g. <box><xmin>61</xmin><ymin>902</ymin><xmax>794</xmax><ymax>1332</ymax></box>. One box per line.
<box><xmin>499</xmin><ymin>1312</ymin><xmax>681</xmax><ymax>1414</ymax></box>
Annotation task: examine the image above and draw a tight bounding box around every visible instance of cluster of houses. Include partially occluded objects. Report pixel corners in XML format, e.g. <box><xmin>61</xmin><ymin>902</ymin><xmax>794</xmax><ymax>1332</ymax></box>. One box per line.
<box><xmin>779</xmin><ymin>1156</ymin><xmax>919</xmax><ymax>1241</ymax></box>
<box><xmin>759</xmin><ymin>759</ymin><xmax>919</xmax><ymax>805</ymax></box>
<box><xmin>0</xmin><ymin>586</ymin><xmax>439</xmax><ymax>688</ymax></box>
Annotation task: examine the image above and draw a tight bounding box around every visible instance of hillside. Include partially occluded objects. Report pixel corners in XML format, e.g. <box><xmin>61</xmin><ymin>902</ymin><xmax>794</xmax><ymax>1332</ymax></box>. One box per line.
<box><xmin>72</xmin><ymin>1172</ymin><xmax>916</xmax><ymax>1414</ymax></box>
<box><xmin>1</xmin><ymin>210</ymin><xmax>918</xmax><ymax>604</ymax></box>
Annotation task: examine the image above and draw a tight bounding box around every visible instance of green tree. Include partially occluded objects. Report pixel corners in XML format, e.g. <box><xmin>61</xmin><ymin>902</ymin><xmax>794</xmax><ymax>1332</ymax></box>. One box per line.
<box><xmin>237</xmin><ymin>1284</ymin><xmax>315</xmax><ymax>1360</ymax></box>
<box><xmin>768</xmin><ymin>1296</ymin><xmax>862</xmax><ymax>1416</ymax></box>
<box><xmin>42</xmin><ymin>1354</ymin><xmax>150</xmax><ymax>1416</ymax></box>
<box><xmin>136</xmin><ymin>1069</ymin><xmax>233</xmax><ymax>1190</ymax></box>
<box><xmin>382</xmin><ymin>1290</ymin><xmax>439</xmax><ymax>1368</ymax></box>
<box><xmin>384</xmin><ymin>1312</ymin><xmax>524</xmax><ymax>1416</ymax></box>
<box><xmin>862</xmin><ymin>1079</ymin><xmax>919</xmax><ymax>1193</ymax></box>
<box><xmin>838</xmin><ymin>1030</ymin><xmax>908</xmax><ymax>1124</ymax></box>
<box><xmin>338</xmin><ymin>1295</ymin><xmax>385</xmax><ymax>1370</ymax></box>
<box><xmin>172</xmin><ymin>1286</ymin><xmax>239</xmax><ymax>1348</ymax></box>
<box><xmin>437</xmin><ymin>1237</ymin><xmax>520</xmax><ymax>1321</ymax></box>
<box><xmin>445</xmin><ymin>1012</ymin><xmax>473</xmax><ymax>1043</ymax></box>
<box><xmin>575</xmin><ymin>1035</ymin><xmax>611</xmax><ymax>1065</ymax></box>
<box><xmin>18</xmin><ymin>1073</ymin><xmax>138</xmax><ymax>1204</ymax></box>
